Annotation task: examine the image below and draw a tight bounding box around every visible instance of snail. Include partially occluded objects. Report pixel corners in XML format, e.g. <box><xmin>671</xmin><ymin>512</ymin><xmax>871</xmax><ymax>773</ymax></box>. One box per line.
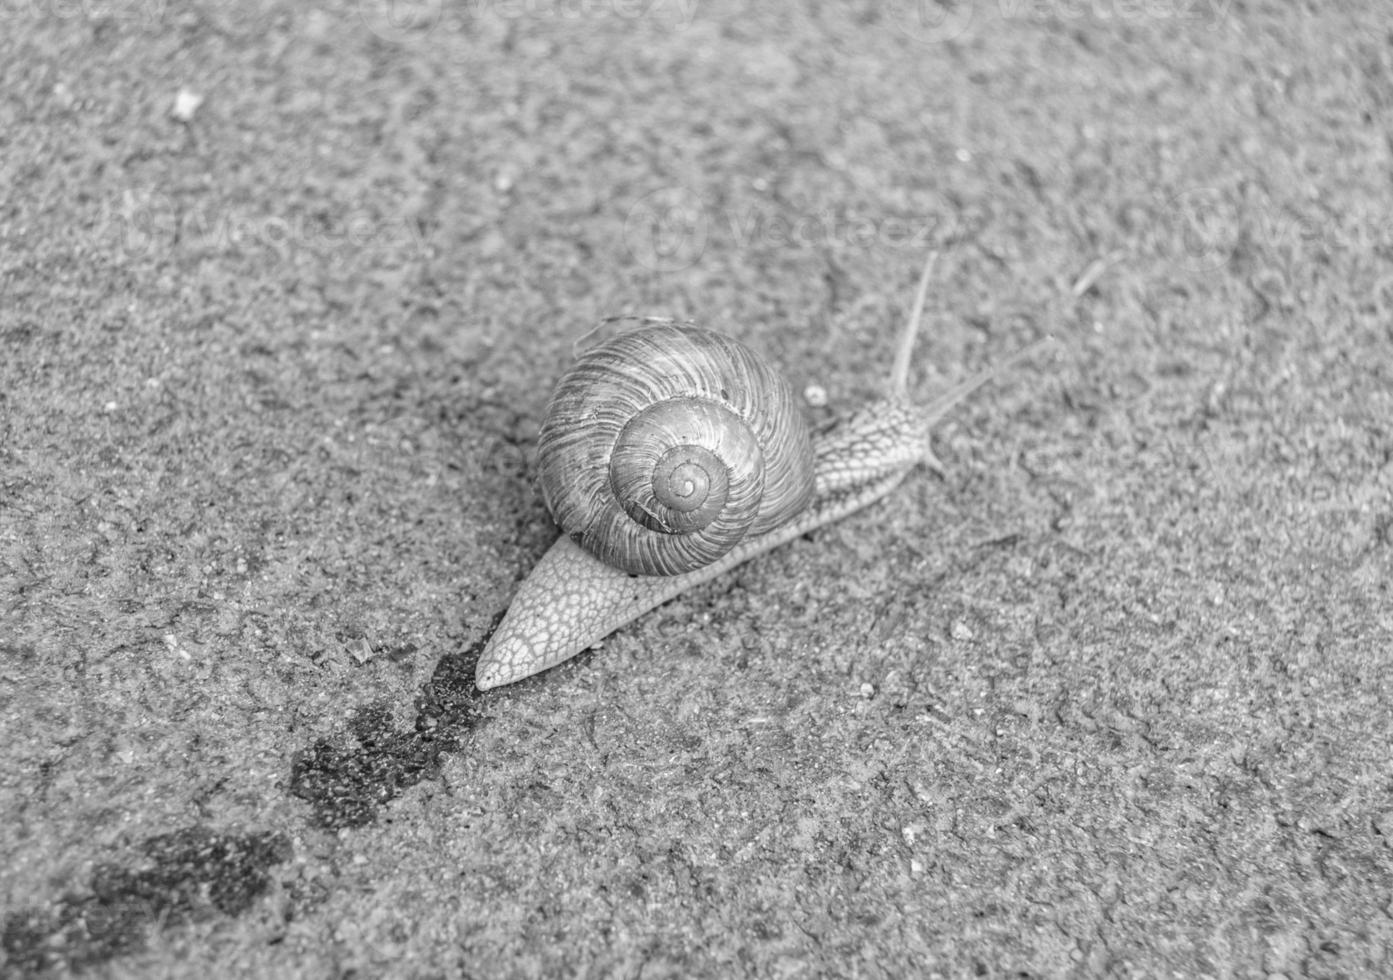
<box><xmin>473</xmin><ymin>255</ymin><xmax>1050</xmax><ymax>690</ymax></box>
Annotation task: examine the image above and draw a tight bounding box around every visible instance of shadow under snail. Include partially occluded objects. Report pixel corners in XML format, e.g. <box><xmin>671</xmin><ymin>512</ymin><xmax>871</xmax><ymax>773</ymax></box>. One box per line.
<box><xmin>474</xmin><ymin>255</ymin><xmax>1051</xmax><ymax>690</ymax></box>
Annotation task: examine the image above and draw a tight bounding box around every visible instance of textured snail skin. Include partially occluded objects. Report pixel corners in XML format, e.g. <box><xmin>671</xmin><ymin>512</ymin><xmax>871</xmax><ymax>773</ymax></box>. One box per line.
<box><xmin>474</xmin><ymin>398</ymin><xmax>939</xmax><ymax>691</ymax></box>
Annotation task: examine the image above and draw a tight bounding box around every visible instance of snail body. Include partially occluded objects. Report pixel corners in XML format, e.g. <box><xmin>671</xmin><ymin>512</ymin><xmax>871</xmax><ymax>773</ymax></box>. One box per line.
<box><xmin>474</xmin><ymin>258</ymin><xmax>1047</xmax><ymax>690</ymax></box>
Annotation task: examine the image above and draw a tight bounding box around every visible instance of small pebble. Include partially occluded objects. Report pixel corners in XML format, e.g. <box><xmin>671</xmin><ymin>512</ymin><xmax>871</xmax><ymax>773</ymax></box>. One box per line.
<box><xmin>171</xmin><ymin>88</ymin><xmax>203</xmax><ymax>122</ymax></box>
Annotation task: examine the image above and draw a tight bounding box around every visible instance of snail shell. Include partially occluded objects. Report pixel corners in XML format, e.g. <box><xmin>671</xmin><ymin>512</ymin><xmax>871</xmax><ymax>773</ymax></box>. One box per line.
<box><xmin>472</xmin><ymin>252</ymin><xmax>1055</xmax><ymax>690</ymax></box>
<box><xmin>535</xmin><ymin>325</ymin><xmax>816</xmax><ymax>576</ymax></box>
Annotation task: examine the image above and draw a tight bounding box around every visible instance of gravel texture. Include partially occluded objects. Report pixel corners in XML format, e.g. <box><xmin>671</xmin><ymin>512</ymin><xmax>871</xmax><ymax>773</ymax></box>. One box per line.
<box><xmin>2</xmin><ymin>1</ymin><xmax>1391</xmax><ymax>976</ymax></box>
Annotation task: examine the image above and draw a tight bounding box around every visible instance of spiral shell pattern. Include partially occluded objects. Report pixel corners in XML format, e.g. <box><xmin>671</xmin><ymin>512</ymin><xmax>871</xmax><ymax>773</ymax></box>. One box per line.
<box><xmin>537</xmin><ymin>325</ymin><xmax>815</xmax><ymax>576</ymax></box>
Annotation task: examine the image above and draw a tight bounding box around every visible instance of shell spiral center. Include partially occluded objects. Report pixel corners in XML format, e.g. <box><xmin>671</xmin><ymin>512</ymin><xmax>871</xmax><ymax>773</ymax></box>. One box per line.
<box><xmin>607</xmin><ymin>398</ymin><xmax>761</xmax><ymax>542</ymax></box>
